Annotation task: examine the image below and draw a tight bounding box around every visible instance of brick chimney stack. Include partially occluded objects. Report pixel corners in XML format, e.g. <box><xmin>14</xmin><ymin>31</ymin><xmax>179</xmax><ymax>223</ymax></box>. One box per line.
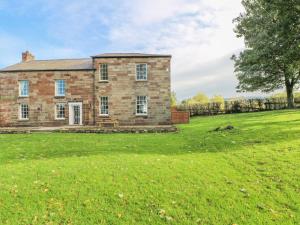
<box><xmin>22</xmin><ymin>51</ymin><xmax>35</xmax><ymax>62</ymax></box>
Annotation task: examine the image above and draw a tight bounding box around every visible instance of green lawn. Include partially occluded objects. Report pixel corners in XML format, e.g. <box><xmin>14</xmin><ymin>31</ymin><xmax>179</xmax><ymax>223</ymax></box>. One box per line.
<box><xmin>0</xmin><ymin>110</ymin><xmax>299</xmax><ymax>225</ymax></box>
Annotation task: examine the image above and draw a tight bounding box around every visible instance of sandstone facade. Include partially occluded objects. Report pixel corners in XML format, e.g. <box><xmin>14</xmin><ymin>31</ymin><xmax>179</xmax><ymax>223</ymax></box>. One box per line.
<box><xmin>0</xmin><ymin>53</ymin><xmax>171</xmax><ymax>127</ymax></box>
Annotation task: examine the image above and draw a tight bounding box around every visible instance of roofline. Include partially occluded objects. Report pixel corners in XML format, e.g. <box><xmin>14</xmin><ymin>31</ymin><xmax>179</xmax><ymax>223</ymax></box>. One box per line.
<box><xmin>91</xmin><ymin>55</ymin><xmax>172</xmax><ymax>58</ymax></box>
<box><xmin>0</xmin><ymin>69</ymin><xmax>96</xmax><ymax>73</ymax></box>
<box><xmin>30</xmin><ymin>58</ymin><xmax>91</xmax><ymax>62</ymax></box>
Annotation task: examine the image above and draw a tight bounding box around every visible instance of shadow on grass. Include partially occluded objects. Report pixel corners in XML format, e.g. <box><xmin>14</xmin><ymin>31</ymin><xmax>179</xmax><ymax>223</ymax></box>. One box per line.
<box><xmin>1</xmin><ymin>125</ymin><xmax>300</xmax><ymax>164</ymax></box>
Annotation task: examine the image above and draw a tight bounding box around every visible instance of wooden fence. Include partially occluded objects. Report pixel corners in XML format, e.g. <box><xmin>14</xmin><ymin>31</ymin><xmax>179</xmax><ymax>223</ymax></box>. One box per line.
<box><xmin>171</xmin><ymin>108</ymin><xmax>190</xmax><ymax>124</ymax></box>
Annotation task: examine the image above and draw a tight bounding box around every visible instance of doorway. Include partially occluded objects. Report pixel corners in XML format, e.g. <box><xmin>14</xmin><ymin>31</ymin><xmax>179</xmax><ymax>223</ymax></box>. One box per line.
<box><xmin>69</xmin><ymin>102</ymin><xmax>83</xmax><ymax>125</ymax></box>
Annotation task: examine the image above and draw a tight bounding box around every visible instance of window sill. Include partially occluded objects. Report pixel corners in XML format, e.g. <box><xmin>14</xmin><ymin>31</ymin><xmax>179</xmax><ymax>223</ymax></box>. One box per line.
<box><xmin>55</xmin><ymin>118</ymin><xmax>66</xmax><ymax>121</ymax></box>
<box><xmin>135</xmin><ymin>80</ymin><xmax>148</xmax><ymax>82</ymax></box>
<box><xmin>18</xmin><ymin>119</ymin><xmax>29</xmax><ymax>121</ymax></box>
<box><xmin>99</xmin><ymin>80</ymin><xmax>109</xmax><ymax>83</ymax></box>
<box><xmin>54</xmin><ymin>96</ymin><xmax>65</xmax><ymax>99</ymax></box>
<box><xmin>99</xmin><ymin>114</ymin><xmax>109</xmax><ymax>117</ymax></box>
<box><xmin>136</xmin><ymin>114</ymin><xmax>148</xmax><ymax>117</ymax></box>
<box><xmin>18</xmin><ymin>96</ymin><xmax>29</xmax><ymax>98</ymax></box>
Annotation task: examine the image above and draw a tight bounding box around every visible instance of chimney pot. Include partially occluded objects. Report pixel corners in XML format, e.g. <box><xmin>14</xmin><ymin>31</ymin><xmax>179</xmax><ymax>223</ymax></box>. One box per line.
<box><xmin>22</xmin><ymin>51</ymin><xmax>35</xmax><ymax>62</ymax></box>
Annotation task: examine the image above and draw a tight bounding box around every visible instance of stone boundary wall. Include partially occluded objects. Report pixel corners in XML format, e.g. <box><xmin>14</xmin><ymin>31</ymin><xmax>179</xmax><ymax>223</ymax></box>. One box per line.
<box><xmin>0</xmin><ymin>125</ymin><xmax>177</xmax><ymax>134</ymax></box>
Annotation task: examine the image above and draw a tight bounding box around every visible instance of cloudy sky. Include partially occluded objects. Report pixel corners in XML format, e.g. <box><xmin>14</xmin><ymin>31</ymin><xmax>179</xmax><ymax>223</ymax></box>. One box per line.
<box><xmin>0</xmin><ymin>0</ymin><xmax>246</xmax><ymax>100</ymax></box>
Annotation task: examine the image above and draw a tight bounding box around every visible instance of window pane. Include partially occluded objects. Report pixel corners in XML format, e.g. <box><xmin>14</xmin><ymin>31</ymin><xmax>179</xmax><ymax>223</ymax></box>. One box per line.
<box><xmin>100</xmin><ymin>64</ymin><xmax>108</xmax><ymax>81</ymax></box>
<box><xmin>100</xmin><ymin>96</ymin><xmax>109</xmax><ymax>115</ymax></box>
<box><xmin>20</xmin><ymin>80</ymin><xmax>29</xmax><ymax>96</ymax></box>
<box><xmin>136</xmin><ymin>64</ymin><xmax>147</xmax><ymax>80</ymax></box>
<box><xmin>20</xmin><ymin>104</ymin><xmax>29</xmax><ymax>119</ymax></box>
<box><xmin>56</xmin><ymin>80</ymin><xmax>65</xmax><ymax>96</ymax></box>
<box><xmin>56</xmin><ymin>104</ymin><xmax>65</xmax><ymax>119</ymax></box>
<box><xmin>136</xmin><ymin>96</ymin><xmax>147</xmax><ymax>115</ymax></box>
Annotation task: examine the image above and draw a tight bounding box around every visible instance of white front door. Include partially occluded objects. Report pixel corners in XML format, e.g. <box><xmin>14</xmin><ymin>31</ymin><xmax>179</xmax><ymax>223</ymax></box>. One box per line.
<box><xmin>69</xmin><ymin>102</ymin><xmax>83</xmax><ymax>125</ymax></box>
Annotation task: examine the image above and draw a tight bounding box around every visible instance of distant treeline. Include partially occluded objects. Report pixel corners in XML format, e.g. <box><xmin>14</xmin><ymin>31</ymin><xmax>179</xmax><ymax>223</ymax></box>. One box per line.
<box><xmin>176</xmin><ymin>97</ymin><xmax>300</xmax><ymax>116</ymax></box>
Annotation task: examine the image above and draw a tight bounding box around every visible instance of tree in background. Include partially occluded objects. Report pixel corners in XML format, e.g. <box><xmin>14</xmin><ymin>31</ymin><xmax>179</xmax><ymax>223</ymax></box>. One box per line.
<box><xmin>210</xmin><ymin>95</ymin><xmax>225</xmax><ymax>110</ymax></box>
<box><xmin>271</xmin><ymin>92</ymin><xmax>286</xmax><ymax>99</ymax></box>
<box><xmin>184</xmin><ymin>98</ymin><xmax>195</xmax><ymax>105</ymax></box>
<box><xmin>171</xmin><ymin>91</ymin><xmax>178</xmax><ymax>107</ymax></box>
<box><xmin>180</xmin><ymin>99</ymin><xmax>189</xmax><ymax>105</ymax></box>
<box><xmin>192</xmin><ymin>92</ymin><xmax>209</xmax><ymax>104</ymax></box>
<box><xmin>271</xmin><ymin>91</ymin><xmax>300</xmax><ymax>99</ymax></box>
<box><xmin>232</xmin><ymin>0</ymin><xmax>300</xmax><ymax>108</ymax></box>
<box><xmin>210</xmin><ymin>95</ymin><xmax>225</xmax><ymax>104</ymax></box>
<box><xmin>180</xmin><ymin>93</ymin><xmax>225</xmax><ymax>106</ymax></box>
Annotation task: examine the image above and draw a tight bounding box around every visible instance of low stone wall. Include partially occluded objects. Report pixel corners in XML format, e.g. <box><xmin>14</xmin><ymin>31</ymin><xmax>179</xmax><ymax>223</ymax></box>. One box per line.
<box><xmin>0</xmin><ymin>125</ymin><xmax>177</xmax><ymax>134</ymax></box>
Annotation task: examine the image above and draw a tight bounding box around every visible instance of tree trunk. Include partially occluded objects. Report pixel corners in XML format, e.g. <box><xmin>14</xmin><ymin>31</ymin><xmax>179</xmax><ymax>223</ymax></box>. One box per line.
<box><xmin>286</xmin><ymin>85</ymin><xmax>295</xmax><ymax>109</ymax></box>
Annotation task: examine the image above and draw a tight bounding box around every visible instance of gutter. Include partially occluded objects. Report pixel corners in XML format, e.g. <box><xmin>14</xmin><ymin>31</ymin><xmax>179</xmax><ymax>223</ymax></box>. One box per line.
<box><xmin>91</xmin><ymin>55</ymin><xmax>172</xmax><ymax>59</ymax></box>
<box><xmin>0</xmin><ymin>69</ymin><xmax>96</xmax><ymax>73</ymax></box>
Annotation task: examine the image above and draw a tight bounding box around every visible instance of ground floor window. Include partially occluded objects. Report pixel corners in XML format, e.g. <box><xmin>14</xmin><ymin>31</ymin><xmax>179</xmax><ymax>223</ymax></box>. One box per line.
<box><xmin>100</xmin><ymin>96</ymin><xmax>109</xmax><ymax>115</ymax></box>
<box><xmin>136</xmin><ymin>96</ymin><xmax>147</xmax><ymax>115</ymax></box>
<box><xmin>19</xmin><ymin>104</ymin><xmax>29</xmax><ymax>120</ymax></box>
<box><xmin>55</xmin><ymin>103</ymin><xmax>65</xmax><ymax>119</ymax></box>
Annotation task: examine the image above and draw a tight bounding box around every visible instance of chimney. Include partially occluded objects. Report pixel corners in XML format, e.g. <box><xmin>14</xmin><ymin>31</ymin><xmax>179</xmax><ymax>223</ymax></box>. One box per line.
<box><xmin>22</xmin><ymin>51</ymin><xmax>35</xmax><ymax>62</ymax></box>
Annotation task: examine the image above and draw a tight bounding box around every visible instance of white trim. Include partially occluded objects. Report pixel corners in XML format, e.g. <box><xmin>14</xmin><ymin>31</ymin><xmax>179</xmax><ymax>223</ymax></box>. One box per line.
<box><xmin>135</xmin><ymin>63</ymin><xmax>148</xmax><ymax>81</ymax></box>
<box><xmin>18</xmin><ymin>118</ymin><xmax>29</xmax><ymax>121</ymax></box>
<box><xmin>54</xmin><ymin>103</ymin><xmax>66</xmax><ymax>120</ymax></box>
<box><xmin>68</xmin><ymin>102</ymin><xmax>83</xmax><ymax>125</ymax></box>
<box><xmin>55</xmin><ymin>118</ymin><xmax>66</xmax><ymax>121</ymax></box>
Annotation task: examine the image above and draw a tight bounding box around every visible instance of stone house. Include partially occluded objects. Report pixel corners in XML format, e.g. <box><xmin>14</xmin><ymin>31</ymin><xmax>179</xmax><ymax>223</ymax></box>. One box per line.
<box><xmin>0</xmin><ymin>51</ymin><xmax>171</xmax><ymax>127</ymax></box>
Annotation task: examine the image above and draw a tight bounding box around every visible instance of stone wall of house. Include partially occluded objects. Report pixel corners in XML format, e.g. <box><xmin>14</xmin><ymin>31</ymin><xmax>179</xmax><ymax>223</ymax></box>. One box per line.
<box><xmin>93</xmin><ymin>57</ymin><xmax>171</xmax><ymax>125</ymax></box>
<box><xmin>0</xmin><ymin>56</ymin><xmax>171</xmax><ymax>127</ymax></box>
<box><xmin>0</xmin><ymin>71</ymin><xmax>94</xmax><ymax>127</ymax></box>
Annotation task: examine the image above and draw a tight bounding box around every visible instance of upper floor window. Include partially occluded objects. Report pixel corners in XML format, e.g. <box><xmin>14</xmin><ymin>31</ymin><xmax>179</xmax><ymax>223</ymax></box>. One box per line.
<box><xmin>55</xmin><ymin>103</ymin><xmax>65</xmax><ymax>120</ymax></box>
<box><xmin>100</xmin><ymin>64</ymin><xmax>108</xmax><ymax>81</ymax></box>
<box><xmin>19</xmin><ymin>80</ymin><xmax>29</xmax><ymax>97</ymax></box>
<box><xmin>55</xmin><ymin>80</ymin><xmax>65</xmax><ymax>97</ymax></box>
<box><xmin>19</xmin><ymin>104</ymin><xmax>29</xmax><ymax>120</ymax></box>
<box><xmin>136</xmin><ymin>96</ymin><xmax>148</xmax><ymax>115</ymax></box>
<box><xmin>136</xmin><ymin>64</ymin><xmax>147</xmax><ymax>80</ymax></box>
<box><xmin>100</xmin><ymin>96</ymin><xmax>109</xmax><ymax>115</ymax></box>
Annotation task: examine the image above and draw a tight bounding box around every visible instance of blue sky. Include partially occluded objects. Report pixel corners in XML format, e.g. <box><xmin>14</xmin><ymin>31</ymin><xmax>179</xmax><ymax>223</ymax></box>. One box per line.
<box><xmin>0</xmin><ymin>0</ymin><xmax>245</xmax><ymax>99</ymax></box>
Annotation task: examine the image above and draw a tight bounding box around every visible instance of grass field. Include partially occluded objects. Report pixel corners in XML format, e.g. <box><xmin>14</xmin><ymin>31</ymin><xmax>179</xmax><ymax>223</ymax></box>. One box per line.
<box><xmin>0</xmin><ymin>110</ymin><xmax>299</xmax><ymax>225</ymax></box>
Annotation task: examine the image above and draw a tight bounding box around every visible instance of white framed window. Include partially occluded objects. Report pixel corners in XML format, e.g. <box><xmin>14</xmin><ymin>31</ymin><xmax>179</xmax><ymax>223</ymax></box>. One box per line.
<box><xmin>136</xmin><ymin>64</ymin><xmax>147</xmax><ymax>80</ymax></box>
<box><xmin>100</xmin><ymin>96</ymin><xmax>109</xmax><ymax>115</ymax></box>
<box><xmin>99</xmin><ymin>64</ymin><xmax>108</xmax><ymax>81</ymax></box>
<box><xmin>19</xmin><ymin>104</ymin><xmax>29</xmax><ymax>120</ymax></box>
<box><xmin>136</xmin><ymin>96</ymin><xmax>148</xmax><ymax>115</ymax></box>
<box><xmin>55</xmin><ymin>103</ymin><xmax>65</xmax><ymax>120</ymax></box>
<box><xmin>19</xmin><ymin>80</ymin><xmax>29</xmax><ymax>97</ymax></box>
<box><xmin>55</xmin><ymin>80</ymin><xmax>65</xmax><ymax>97</ymax></box>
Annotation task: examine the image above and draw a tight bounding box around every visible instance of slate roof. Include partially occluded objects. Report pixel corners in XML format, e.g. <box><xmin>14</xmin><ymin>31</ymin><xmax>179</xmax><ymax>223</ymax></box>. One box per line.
<box><xmin>0</xmin><ymin>58</ymin><xmax>93</xmax><ymax>72</ymax></box>
<box><xmin>0</xmin><ymin>53</ymin><xmax>171</xmax><ymax>72</ymax></box>
<box><xmin>92</xmin><ymin>53</ymin><xmax>172</xmax><ymax>58</ymax></box>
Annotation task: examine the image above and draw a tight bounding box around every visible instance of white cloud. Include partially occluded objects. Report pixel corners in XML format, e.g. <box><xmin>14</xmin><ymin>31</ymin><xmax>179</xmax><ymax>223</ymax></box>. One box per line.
<box><xmin>0</xmin><ymin>0</ymin><xmax>246</xmax><ymax>99</ymax></box>
<box><xmin>173</xmin><ymin>54</ymin><xmax>239</xmax><ymax>99</ymax></box>
<box><xmin>105</xmin><ymin>0</ymin><xmax>245</xmax><ymax>99</ymax></box>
